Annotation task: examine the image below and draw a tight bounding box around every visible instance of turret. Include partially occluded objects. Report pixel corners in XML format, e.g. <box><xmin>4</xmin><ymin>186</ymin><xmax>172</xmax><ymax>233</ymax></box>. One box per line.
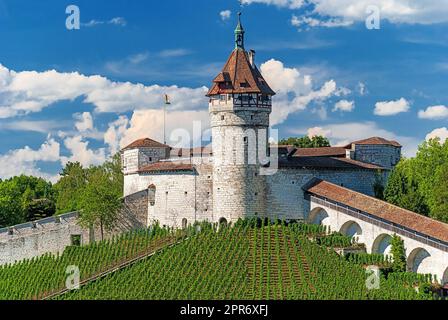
<box><xmin>207</xmin><ymin>13</ymin><xmax>276</xmax><ymax>223</ymax></box>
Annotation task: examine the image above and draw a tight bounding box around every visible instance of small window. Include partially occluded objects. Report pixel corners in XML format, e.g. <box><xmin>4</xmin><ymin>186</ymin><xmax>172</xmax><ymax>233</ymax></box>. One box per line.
<box><xmin>71</xmin><ymin>235</ymin><xmax>81</xmax><ymax>246</ymax></box>
<box><xmin>250</xmin><ymin>115</ymin><xmax>254</xmax><ymax>120</ymax></box>
<box><xmin>221</xmin><ymin>115</ymin><xmax>225</xmax><ymax>121</ymax></box>
<box><xmin>243</xmin><ymin>137</ymin><xmax>248</xmax><ymax>143</ymax></box>
<box><xmin>184</xmin><ymin>191</ymin><xmax>188</xmax><ymax>196</ymax></box>
<box><xmin>149</xmin><ymin>157</ymin><xmax>153</xmax><ymax>162</ymax></box>
<box><xmin>255</xmin><ymin>192</ymin><xmax>258</xmax><ymax>196</ymax></box>
<box><xmin>165</xmin><ymin>191</ymin><xmax>169</xmax><ymax>195</ymax></box>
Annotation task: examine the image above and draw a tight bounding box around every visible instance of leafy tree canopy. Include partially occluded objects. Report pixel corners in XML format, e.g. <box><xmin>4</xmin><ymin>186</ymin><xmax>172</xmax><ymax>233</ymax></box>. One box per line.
<box><xmin>384</xmin><ymin>137</ymin><xmax>448</xmax><ymax>222</ymax></box>
<box><xmin>278</xmin><ymin>136</ymin><xmax>331</xmax><ymax>148</ymax></box>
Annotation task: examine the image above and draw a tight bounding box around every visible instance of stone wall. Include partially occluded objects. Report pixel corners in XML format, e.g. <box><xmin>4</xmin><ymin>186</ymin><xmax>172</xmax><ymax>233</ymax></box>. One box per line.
<box><xmin>124</xmin><ymin>163</ymin><xmax>214</xmax><ymax>228</ymax></box>
<box><xmin>122</xmin><ymin>147</ymin><xmax>170</xmax><ymax>176</ymax></box>
<box><xmin>352</xmin><ymin>144</ymin><xmax>401</xmax><ymax>169</ymax></box>
<box><xmin>0</xmin><ymin>190</ymin><xmax>154</xmax><ymax>266</ymax></box>
<box><xmin>266</xmin><ymin>168</ymin><xmax>380</xmax><ymax>221</ymax></box>
<box><xmin>0</xmin><ymin>213</ymin><xmax>91</xmax><ymax>265</ymax></box>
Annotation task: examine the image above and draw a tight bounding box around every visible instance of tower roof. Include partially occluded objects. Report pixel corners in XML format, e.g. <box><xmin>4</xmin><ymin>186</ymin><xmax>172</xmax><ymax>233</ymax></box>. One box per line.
<box><xmin>122</xmin><ymin>138</ymin><xmax>170</xmax><ymax>151</ymax></box>
<box><xmin>207</xmin><ymin>49</ymin><xmax>275</xmax><ymax>96</ymax></box>
<box><xmin>207</xmin><ymin>13</ymin><xmax>275</xmax><ymax>97</ymax></box>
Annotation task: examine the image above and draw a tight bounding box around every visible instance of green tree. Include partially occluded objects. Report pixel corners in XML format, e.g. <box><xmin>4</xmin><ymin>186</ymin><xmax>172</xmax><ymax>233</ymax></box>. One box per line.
<box><xmin>373</xmin><ymin>171</ymin><xmax>385</xmax><ymax>200</ymax></box>
<box><xmin>390</xmin><ymin>234</ymin><xmax>406</xmax><ymax>272</ymax></box>
<box><xmin>78</xmin><ymin>167</ymin><xmax>123</xmax><ymax>240</ymax></box>
<box><xmin>54</xmin><ymin>162</ymin><xmax>87</xmax><ymax>214</ymax></box>
<box><xmin>431</xmin><ymin>164</ymin><xmax>448</xmax><ymax>223</ymax></box>
<box><xmin>279</xmin><ymin>136</ymin><xmax>331</xmax><ymax>148</ymax></box>
<box><xmin>0</xmin><ymin>175</ymin><xmax>55</xmax><ymax>227</ymax></box>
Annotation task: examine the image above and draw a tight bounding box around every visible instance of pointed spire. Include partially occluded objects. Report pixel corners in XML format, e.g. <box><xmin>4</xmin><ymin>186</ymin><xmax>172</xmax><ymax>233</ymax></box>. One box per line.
<box><xmin>234</xmin><ymin>12</ymin><xmax>245</xmax><ymax>50</ymax></box>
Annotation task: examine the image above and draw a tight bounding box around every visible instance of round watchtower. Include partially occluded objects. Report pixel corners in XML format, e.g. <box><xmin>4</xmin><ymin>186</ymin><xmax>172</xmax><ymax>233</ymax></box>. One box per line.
<box><xmin>207</xmin><ymin>13</ymin><xmax>276</xmax><ymax>223</ymax></box>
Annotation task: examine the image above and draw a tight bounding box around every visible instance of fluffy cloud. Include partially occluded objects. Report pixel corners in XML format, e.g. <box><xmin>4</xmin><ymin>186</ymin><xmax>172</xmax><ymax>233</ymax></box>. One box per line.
<box><xmin>291</xmin><ymin>121</ymin><xmax>419</xmax><ymax>156</ymax></box>
<box><xmin>333</xmin><ymin>100</ymin><xmax>355</xmax><ymax>112</ymax></box>
<box><xmin>220</xmin><ymin>10</ymin><xmax>232</xmax><ymax>21</ymax></box>
<box><xmin>260</xmin><ymin>59</ymin><xmax>342</xmax><ymax>125</ymax></box>
<box><xmin>0</xmin><ymin>64</ymin><xmax>208</xmax><ymax>118</ymax></box>
<box><xmin>104</xmin><ymin>109</ymin><xmax>210</xmax><ymax>154</ymax></box>
<box><xmin>374</xmin><ymin>98</ymin><xmax>410</xmax><ymax>116</ymax></box>
<box><xmin>0</xmin><ymin>138</ymin><xmax>60</xmax><ymax>181</ymax></box>
<box><xmin>61</xmin><ymin>135</ymin><xmax>106</xmax><ymax>167</ymax></box>
<box><xmin>291</xmin><ymin>14</ymin><xmax>353</xmax><ymax>29</ymax></box>
<box><xmin>418</xmin><ymin>105</ymin><xmax>448</xmax><ymax>120</ymax></box>
<box><xmin>74</xmin><ymin>112</ymin><xmax>94</xmax><ymax>132</ymax></box>
<box><xmin>246</xmin><ymin>0</ymin><xmax>448</xmax><ymax>25</ymax></box>
<box><xmin>426</xmin><ymin>127</ymin><xmax>448</xmax><ymax>143</ymax></box>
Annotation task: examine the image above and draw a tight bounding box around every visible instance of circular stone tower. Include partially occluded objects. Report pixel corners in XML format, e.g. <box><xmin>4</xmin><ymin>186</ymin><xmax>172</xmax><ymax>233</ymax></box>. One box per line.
<box><xmin>207</xmin><ymin>13</ymin><xmax>276</xmax><ymax>223</ymax></box>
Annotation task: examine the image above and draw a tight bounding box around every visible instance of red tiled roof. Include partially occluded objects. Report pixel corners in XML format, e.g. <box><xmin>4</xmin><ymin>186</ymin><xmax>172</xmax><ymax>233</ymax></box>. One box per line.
<box><xmin>270</xmin><ymin>145</ymin><xmax>297</xmax><ymax>158</ymax></box>
<box><xmin>346</xmin><ymin>137</ymin><xmax>402</xmax><ymax>148</ymax></box>
<box><xmin>138</xmin><ymin>162</ymin><xmax>194</xmax><ymax>173</ymax></box>
<box><xmin>122</xmin><ymin>138</ymin><xmax>170</xmax><ymax>151</ymax></box>
<box><xmin>293</xmin><ymin>147</ymin><xmax>347</xmax><ymax>158</ymax></box>
<box><xmin>207</xmin><ymin>49</ymin><xmax>276</xmax><ymax>96</ymax></box>
<box><xmin>170</xmin><ymin>146</ymin><xmax>213</xmax><ymax>158</ymax></box>
<box><xmin>278</xmin><ymin>157</ymin><xmax>383</xmax><ymax>170</ymax></box>
<box><xmin>304</xmin><ymin>179</ymin><xmax>448</xmax><ymax>243</ymax></box>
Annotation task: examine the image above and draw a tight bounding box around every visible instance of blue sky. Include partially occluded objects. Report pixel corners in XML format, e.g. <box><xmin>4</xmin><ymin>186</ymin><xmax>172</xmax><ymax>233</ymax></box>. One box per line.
<box><xmin>0</xmin><ymin>0</ymin><xmax>447</xmax><ymax>181</ymax></box>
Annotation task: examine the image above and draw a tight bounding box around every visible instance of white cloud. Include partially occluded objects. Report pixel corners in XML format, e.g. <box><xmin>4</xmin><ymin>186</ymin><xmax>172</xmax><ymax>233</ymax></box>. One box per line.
<box><xmin>307</xmin><ymin>127</ymin><xmax>331</xmax><ymax>138</ymax></box>
<box><xmin>61</xmin><ymin>135</ymin><xmax>106</xmax><ymax>167</ymax></box>
<box><xmin>418</xmin><ymin>105</ymin><xmax>448</xmax><ymax>120</ymax></box>
<box><xmin>260</xmin><ymin>59</ymin><xmax>343</xmax><ymax>125</ymax></box>
<box><xmin>104</xmin><ymin>109</ymin><xmax>210</xmax><ymax>154</ymax></box>
<box><xmin>374</xmin><ymin>98</ymin><xmax>410</xmax><ymax>116</ymax></box>
<box><xmin>0</xmin><ymin>64</ymin><xmax>208</xmax><ymax>118</ymax></box>
<box><xmin>220</xmin><ymin>10</ymin><xmax>232</xmax><ymax>21</ymax></box>
<box><xmin>291</xmin><ymin>121</ymin><xmax>419</xmax><ymax>157</ymax></box>
<box><xmin>109</xmin><ymin>17</ymin><xmax>127</xmax><ymax>26</ymax></box>
<box><xmin>128</xmin><ymin>52</ymin><xmax>149</xmax><ymax>64</ymax></box>
<box><xmin>291</xmin><ymin>14</ymin><xmax>353</xmax><ymax>30</ymax></box>
<box><xmin>74</xmin><ymin>112</ymin><xmax>94</xmax><ymax>132</ymax></box>
<box><xmin>426</xmin><ymin>127</ymin><xmax>448</xmax><ymax>143</ymax></box>
<box><xmin>158</xmin><ymin>49</ymin><xmax>192</xmax><ymax>58</ymax></box>
<box><xmin>83</xmin><ymin>17</ymin><xmax>127</xmax><ymax>28</ymax></box>
<box><xmin>333</xmin><ymin>100</ymin><xmax>355</xmax><ymax>112</ymax></box>
<box><xmin>246</xmin><ymin>0</ymin><xmax>448</xmax><ymax>25</ymax></box>
<box><xmin>242</xmin><ymin>0</ymin><xmax>305</xmax><ymax>9</ymax></box>
<box><xmin>0</xmin><ymin>138</ymin><xmax>60</xmax><ymax>182</ymax></box>
<box><xmin>0</xmin><ymin>120</ymin><xmax>65</xmax><ymax>133</ymax></box>
<box><xmin>358</xmin><ymin>82</ymin><xmax>367</xmax><ymax>95</ymax></box>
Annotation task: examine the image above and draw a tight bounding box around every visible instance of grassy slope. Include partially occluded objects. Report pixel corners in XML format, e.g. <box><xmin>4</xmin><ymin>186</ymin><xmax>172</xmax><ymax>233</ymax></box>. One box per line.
<box><xmin>60</xmin><ymin>222</ymin><xmax>432</xmax><ymax>300</ymax></box>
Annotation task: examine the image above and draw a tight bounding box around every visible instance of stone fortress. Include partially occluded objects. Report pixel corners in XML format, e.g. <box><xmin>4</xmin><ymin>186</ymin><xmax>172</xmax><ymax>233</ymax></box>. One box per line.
<box><xmin>1</xmin><ymin>13</ymin><xmax>447</xmax><ymax>284</ymax></box>
<box><xmin>122</xmin><ymin>13</ymin><xmax>401</xmax><ymax>229</ymax></box>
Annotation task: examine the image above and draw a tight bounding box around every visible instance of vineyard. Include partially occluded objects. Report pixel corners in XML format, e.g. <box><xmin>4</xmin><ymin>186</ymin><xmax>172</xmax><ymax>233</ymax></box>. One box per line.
<box><xmin>0</xmin><ymin>219</ymin><xmax>439</xmax><ymax>300</ymax></box>
<box><xmin>57</xmin><ymin>220</ymin><xmax>435</xmax><ymax>300</ymax></box>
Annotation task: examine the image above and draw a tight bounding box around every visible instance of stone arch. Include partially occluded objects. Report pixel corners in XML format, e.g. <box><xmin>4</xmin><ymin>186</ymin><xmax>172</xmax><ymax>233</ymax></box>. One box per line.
<box><xmin>307</xmin><ymin>207</ymin><xmax>330</xmax><ymax>225</ymax></box>
<box><xmin>182</xmin><ymin>218</ymin><xmax>188</xmax><ymax>229</ymax></box>
<box><xmin>339</xmin><ymin>221</ymin><xmax>362</xmax><ymax>243</ymax></box>
<box><xmin>407</xmin><ymin>247</ymin><xmax>431</xmax><ymax>273</ymax></box>
<box><xmin>442</xmin><ymin>267</ymin><xmax>448</xmax><ymax>285</ymax></box>
<box><xmin>372</xmin><ymin>234</ymin><xmax>392</xmax><ymax>256</ymax></box>
<box><xmin>219</xmin><ymin>217</ymin><xmax>228</xmax><ymax>227</ymax></box>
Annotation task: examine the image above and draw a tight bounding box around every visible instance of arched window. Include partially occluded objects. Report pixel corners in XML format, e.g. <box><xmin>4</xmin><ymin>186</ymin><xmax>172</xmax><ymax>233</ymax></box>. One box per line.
<box><xmin>182</xmin><ymin>218</ymin><xmax>188</xmax><ymax>229</ymax></box>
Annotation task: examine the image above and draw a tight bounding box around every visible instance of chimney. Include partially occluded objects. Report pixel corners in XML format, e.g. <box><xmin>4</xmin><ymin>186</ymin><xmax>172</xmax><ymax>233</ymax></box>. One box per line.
<box><xmin>249</xmin><ymin>49</ymin><xmax>256</xmax><ymax>68</ymax></box>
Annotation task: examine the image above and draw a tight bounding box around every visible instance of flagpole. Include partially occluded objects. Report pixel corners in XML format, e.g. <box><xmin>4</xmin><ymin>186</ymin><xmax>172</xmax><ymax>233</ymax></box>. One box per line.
<box><xmin>164</xmin><ymin>94</ymin><xmax>171</xmax><ymax>145</ymax></box>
